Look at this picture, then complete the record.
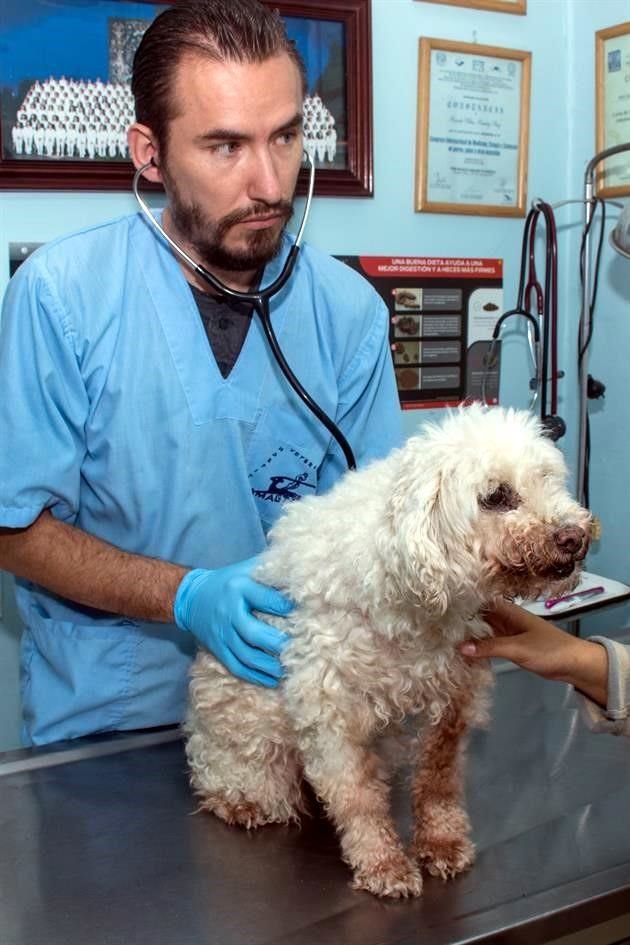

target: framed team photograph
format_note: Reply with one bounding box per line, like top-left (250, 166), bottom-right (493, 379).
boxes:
top-left (415, 37), bottom-right (531, 217)
top-left (264, 0), bottom-right (373, 196)
top-left (0, 0), bottom-right (373, 196)
top-left (0, 0), bottom-right (167, 190)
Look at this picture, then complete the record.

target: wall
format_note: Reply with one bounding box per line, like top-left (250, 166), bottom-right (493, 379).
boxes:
top-left (565, 0), bottom-right (630, 637)
top-left (0, 0), bottom-right (627, 747)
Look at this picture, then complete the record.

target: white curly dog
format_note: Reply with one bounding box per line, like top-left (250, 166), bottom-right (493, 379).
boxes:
top-left (185, 406), bottom-right (590, 898)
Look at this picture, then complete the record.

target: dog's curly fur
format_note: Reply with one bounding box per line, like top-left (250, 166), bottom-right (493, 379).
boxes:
top-left (185, 406), bottom-right (590, 898)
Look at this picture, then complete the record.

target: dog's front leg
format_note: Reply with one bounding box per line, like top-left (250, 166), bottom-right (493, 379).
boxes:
top-left (299, 728), bottom-right (423, 898)
top-left (409, 686), bottom-right (477, 880)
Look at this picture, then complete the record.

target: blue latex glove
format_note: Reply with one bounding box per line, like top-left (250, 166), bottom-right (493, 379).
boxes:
top-left (174, 556), bottom-right (293, 687)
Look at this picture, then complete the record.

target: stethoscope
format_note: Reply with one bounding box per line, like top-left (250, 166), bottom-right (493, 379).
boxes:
top-left (483, 199), bottom-right (565, 441)
top-left (132, 151), bottom-right (357, 470)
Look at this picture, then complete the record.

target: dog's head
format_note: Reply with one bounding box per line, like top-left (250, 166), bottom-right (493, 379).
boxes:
top-left (382, 405), bottom-right (590, 615)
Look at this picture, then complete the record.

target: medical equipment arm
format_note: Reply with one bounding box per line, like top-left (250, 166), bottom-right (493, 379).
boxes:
top-left (173, 559), bottom-right (292, 687)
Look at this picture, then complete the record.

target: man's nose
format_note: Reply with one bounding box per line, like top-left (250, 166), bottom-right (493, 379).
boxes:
top-left (249, 149), bottom-right (283, 204)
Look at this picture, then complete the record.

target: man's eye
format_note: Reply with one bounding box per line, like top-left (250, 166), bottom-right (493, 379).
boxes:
top-left (210, 142), bottom-right (240, 156)
top-left (278, 130), bottom-right (299, 145)
top-left (478, 483), bottom-right (520, 512)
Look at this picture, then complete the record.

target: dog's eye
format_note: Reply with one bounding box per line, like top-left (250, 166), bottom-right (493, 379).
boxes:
top-left (478, 483), bottom-right (520, 512)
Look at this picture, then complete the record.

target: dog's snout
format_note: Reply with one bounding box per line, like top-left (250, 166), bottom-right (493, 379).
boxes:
top-left (554, 525), bottom-right (587, 555)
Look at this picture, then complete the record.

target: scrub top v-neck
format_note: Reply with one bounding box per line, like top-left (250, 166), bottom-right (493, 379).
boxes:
top-left (188, 283), bottom-right (254, 379)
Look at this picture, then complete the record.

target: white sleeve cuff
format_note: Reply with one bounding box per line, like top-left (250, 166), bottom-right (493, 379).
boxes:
top-left (588, 636), bottom-right (630, 720)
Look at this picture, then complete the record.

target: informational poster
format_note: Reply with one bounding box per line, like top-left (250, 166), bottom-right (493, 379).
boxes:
top-left (336, 256), bottom-right (503, 409)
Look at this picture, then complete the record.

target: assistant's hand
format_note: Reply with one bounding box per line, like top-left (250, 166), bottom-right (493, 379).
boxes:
top-left (174, 556), bottom-right (293, 688)
top-left (459, 600), bottom-right (577, 678)
top-left (459, 599), bottom-right (609, 706)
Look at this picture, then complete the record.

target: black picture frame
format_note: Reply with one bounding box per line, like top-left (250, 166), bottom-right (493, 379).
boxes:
top-left (0, 0), bottom-right (373, 196)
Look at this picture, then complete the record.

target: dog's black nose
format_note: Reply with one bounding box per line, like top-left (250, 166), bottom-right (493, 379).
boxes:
top-left (554, 525), bottom-right (587, 555)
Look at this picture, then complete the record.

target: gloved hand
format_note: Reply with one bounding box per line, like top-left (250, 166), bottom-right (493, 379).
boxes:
top-left (174, 556), bottom-right (293, 687)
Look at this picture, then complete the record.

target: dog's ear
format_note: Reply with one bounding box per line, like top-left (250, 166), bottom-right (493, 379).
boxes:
top-left (378, 438), bottom-right (475, 616)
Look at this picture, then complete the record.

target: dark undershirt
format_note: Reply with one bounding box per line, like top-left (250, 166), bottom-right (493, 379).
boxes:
top-left (189, 283), bottom-right (254, 378)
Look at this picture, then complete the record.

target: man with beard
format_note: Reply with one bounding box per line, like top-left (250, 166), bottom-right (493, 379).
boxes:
top-left (0, 0), bottom-right (401, 746)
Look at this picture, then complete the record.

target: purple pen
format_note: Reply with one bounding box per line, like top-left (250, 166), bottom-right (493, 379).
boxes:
top-left (545, 585), bottom-right (605, 609)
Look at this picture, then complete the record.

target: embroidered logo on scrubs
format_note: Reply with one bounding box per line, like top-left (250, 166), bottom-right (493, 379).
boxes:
top-left (250, 446), bottom-right (316, 505)
top-left (254, 471), bottom-right (315, 503)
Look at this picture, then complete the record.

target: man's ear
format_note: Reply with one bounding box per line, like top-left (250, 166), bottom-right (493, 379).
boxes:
top-left (127, 123), bottom-right (163, 184)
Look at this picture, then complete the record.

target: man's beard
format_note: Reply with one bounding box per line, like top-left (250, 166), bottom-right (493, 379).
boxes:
top-left (164, 170), bottom-right (294, 273)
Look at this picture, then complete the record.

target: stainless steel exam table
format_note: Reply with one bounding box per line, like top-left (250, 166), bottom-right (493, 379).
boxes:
top-left (1, 667), bottom-right (630, 945)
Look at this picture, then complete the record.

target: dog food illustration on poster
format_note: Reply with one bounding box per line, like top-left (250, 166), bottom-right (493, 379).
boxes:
top-left (337, 256), bottom-right (503, 409)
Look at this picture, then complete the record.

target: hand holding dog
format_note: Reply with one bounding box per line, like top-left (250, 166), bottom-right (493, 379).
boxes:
top-left (174, 557), bottom-right (293, 688)
top-left (460, 600), bottom-right (608, 707)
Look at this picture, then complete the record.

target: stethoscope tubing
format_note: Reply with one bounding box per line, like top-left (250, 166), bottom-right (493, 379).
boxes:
top-left (484, 208), bottom-right (542, 409)
top-left (132, 152), bottom-right (357, 471)
top-left (487, 201), bottom-right (560, 427)
top-left (132, 153), bottom-right (315, 302)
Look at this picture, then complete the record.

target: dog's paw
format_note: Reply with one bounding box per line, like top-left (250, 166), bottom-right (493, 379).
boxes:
top-left (412, 802), bottom-right (475, 879)
top-left (412, 834), bottom-right (475, 879)
top-left (352, 854), bottom-right (424, 898)
top-left (198, 795), bottom-right (297, 829)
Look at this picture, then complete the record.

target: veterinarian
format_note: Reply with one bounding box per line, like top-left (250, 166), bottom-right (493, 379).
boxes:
top-left (0, 0), bottom-right (402, 746)
top-left (461, 601), bottom-right (630, 736)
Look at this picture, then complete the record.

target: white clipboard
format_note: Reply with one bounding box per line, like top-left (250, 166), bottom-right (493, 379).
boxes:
top-left (521, 570), bottom-right (630, 619)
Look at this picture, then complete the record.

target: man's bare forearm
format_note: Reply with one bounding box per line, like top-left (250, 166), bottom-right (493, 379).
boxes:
top-left (0, 510), bottom-right (188, 623)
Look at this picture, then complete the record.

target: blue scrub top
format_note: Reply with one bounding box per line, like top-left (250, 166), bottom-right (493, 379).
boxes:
top-left (0, 212), bottom-right (403, 746)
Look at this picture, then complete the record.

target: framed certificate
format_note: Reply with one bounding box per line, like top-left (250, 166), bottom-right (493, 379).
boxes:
top-left (595, 22), bottom-right (630, 197)
top-left (416, 0), bottom-right (526, 13)
top-left (415, 38), bottom-right (532, 217)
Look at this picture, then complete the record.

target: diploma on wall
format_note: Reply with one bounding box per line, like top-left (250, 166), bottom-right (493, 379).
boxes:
top-left (596, 22), bottom-right (630, 197)
top-left (415, 39), bottom-right (531, 217)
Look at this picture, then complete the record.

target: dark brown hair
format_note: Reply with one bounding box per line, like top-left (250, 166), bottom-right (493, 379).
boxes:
top-left (132, 0), bottom-right (307, 151)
